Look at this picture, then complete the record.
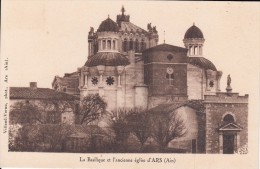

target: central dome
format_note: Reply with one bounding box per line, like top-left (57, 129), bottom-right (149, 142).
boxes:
top-left (184, 24), bottom-right (204, 39)
top-left (97, 17), bottom-right (119, 32)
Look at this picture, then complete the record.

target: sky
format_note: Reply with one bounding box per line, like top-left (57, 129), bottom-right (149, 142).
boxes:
top-left (2, 1), bottom-right (260, 96)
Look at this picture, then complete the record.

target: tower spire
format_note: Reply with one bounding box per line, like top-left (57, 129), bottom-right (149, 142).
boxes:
top-left (121, 5), bottom-right (125, 16)
top-left (163, 30), bottom-right (165, 44)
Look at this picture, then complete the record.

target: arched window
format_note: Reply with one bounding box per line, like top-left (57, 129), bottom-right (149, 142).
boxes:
top-left (123, 38), bottom-right (128, 52)
top-left (135, 39), bottom-right (139, 52)
top-left (141, 39), bottom-right (146, 51)
top-left (112, 40), bottom-right (116, 50)
top-left (129, 39), bottom-right (134, 50)
top-left (102, 40), bottom-right (106, 50)
top-left (223, 114), bottom-right (235, 123)
top-left (107, 40), bottom-right (111, 50)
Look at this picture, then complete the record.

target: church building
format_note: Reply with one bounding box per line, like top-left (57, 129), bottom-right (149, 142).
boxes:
top-left (52, 7), bottom-right (248, 154)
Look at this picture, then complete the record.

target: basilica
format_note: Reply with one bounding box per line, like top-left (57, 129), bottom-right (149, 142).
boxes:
top-left (51, 7), bottom-right (248, 154)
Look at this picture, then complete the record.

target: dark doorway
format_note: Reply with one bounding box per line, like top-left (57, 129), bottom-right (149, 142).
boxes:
top-left (223, 134), bottom-right (235, 154)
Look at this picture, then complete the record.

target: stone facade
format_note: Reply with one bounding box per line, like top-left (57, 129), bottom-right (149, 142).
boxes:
top-left (204, 93), bottom-right (248, 153)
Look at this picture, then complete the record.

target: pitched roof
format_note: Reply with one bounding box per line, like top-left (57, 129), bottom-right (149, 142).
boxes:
top-left (188, 57), bottom-right (217, 71)
top-left (10, 87), bottom-right (78, 100)
top-left (149, 100), bottom-right (205, 113)
top-left (143, 44), bottom-right (188, 53)
top-left (85, 52), bottom-right (130, 67)
top-left (119, 21), bottom-right (147, 34)
top-left (54, 76), bottom-right (79, 89)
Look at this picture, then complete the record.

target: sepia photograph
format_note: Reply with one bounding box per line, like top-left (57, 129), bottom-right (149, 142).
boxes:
top-left (1, 1), bottom-right (259, 168)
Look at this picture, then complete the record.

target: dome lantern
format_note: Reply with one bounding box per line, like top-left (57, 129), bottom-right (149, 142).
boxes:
top-left (183, 23), bottom-right (205, 57)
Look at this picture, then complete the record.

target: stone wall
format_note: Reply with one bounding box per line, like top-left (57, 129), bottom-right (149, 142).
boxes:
top-left (187, 64), bottom-right (204, 99)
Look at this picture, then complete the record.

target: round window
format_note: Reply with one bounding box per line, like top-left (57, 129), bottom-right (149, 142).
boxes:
top-left (106, 76), bottom-right (114, 85)
top-left (209, 80), bottom-right (214, 87)
top-left (91, 76), bottom-right (98, 85)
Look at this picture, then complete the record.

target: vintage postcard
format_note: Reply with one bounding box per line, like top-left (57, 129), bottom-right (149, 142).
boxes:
top-left (0, 1), bottom-right (259, 168)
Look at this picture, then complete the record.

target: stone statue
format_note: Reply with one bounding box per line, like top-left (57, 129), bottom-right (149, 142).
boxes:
top-left (152, 26), bottom-right (157, 33)
top-left (227, 74), bottom-right (231, 86)
top-left (147, 23), bottom-right (152, 32)
top-left (88, 27), bottom-right (94, 35)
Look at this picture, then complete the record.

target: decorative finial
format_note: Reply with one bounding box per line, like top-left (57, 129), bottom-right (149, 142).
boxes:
top-left (108, 14), bottom-right (110, 18)
top-left (163, 30), bottom-right (165, 44)
top-left (121, 5), bottom-right (125, 15)
top-left (193, 22), bottom-right (195, 26)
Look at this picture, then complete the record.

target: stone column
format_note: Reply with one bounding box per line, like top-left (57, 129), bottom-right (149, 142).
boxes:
top-left (236, 133), bottom-right (240, 152)
top-left (83, 72), bottom-right (89, 88)
top-left (117, 66), bottom-right (124, 87)
top-left (219, 132), bottom-right (223, 154)
top-left (97, 65), bottom-right (105, 97)
top-left (216, 71), bottom-right (223, 91)
top-left (116, 66), bottom-right (125, 114)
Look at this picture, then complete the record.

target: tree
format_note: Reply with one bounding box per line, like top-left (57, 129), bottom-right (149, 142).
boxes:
top-left (126, 109), bottom-right (151, 151)
top-left (108, 109), bottom-right (133, 152)
top-left (78, 94), bottom-right (107, 125)
top-left (37, 124), bottom-right (72, 152)
top-left (10, 101), bottom-right (42, 125)
top-left (10, 100), bottom-right (75, 125)
top-left (149, 111), bottom-right (187, 152)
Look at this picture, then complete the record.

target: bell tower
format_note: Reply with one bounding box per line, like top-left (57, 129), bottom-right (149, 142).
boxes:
top-left (183, 23), bottom-right (205, 57)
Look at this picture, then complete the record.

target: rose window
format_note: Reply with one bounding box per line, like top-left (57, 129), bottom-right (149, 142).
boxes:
top-left (91, 76), bottom-right (98, 85)
top-left (106, 76), bottom-right (114, 86)
top-left (209, 80), bottom-right (214, 87)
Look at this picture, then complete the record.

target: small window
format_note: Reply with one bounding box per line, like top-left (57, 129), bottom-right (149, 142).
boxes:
top-left (209, 80), bottom-right (214, 87)
top-left (223, 114), bottom-right (235, 123)
top-left (123, 38), bottom-right (128, 52)
top-left (107, 40), bottom-right (111, 49)
top-left (102, 40), bottom-right (106, 50)
top-left (63, 87), bottom-right (66, 92)
top-left (106, 76), bottom-right (114, 86)
top-left (141, 39), bottom-right (146, 51)
top-left (91, 76), bottom-right (98, 85)
top-left (167, 54), bottom-right (173, 61)
top-left (135, 39), bottom-right (139, 52)
top-left (129, 39), bottom-right (134, 50)
top-left (166, 73), bottom-right (174, 85)
top-left (112, 40), bottom-right (116, 50)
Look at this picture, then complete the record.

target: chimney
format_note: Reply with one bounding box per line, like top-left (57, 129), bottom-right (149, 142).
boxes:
top-left (30, 82), bottom-right (37, 89)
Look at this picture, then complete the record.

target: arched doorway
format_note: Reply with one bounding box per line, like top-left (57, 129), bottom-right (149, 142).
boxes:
top-left (218, 114), bottom-right (242, 154)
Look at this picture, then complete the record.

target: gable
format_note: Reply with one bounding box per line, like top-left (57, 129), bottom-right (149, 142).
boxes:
top-left (218, 123), bottom-right (243, 131)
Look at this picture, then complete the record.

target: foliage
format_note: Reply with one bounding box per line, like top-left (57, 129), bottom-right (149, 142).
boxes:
top-left (10, 102), bottom-right (42, 124)
top-left (149, 111), bottom-right (187, 151)
top-left (109, 109), bottom-right (133, 152)
top-left (78, 94), bottom-right (107, 125)
top-left (9, 124), bottom-right (72, 152)
top-left (9, 100), bottom-right (75, 125)
top-left (126, 109), bottom-right (151, 150)
top-left (9, 124), bottom-right (22, 151)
